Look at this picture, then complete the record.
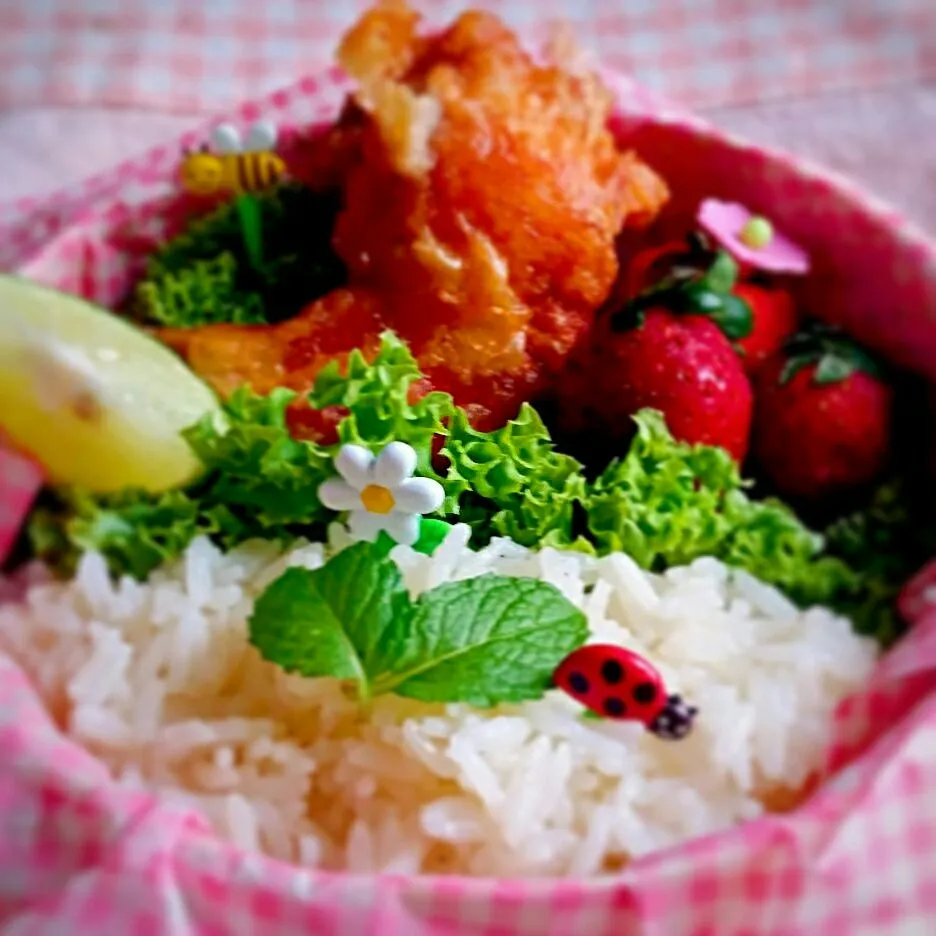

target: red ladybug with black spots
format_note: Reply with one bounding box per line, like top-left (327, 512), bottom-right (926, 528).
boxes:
top-left (553, 644), bottom-right (698, 740)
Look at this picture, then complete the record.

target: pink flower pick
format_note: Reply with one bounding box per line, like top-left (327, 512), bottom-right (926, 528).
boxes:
top-left (697, 199), bottom-right (810, 275)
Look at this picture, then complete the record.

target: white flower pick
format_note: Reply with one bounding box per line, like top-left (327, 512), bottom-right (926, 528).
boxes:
top-left (318, 441), bottom-right (444, 546)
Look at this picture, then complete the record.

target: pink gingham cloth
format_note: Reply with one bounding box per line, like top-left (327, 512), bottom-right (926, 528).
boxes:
top-left (4, 67), bottom-right (936, 935)
top-left (0, 445), bottom-right (43, 566)
top-left (1, 0), bottom-right (935, 114)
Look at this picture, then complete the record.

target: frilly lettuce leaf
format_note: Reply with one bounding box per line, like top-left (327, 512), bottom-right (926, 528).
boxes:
top-left (133, 183), bottom-right (345, 327)
top-left (820, 479), bottom-right (931, 643)
top-left (28, 489), bottom-right (242, 581)
top-left (134, 253), bottom-right (267, 327)
top-left (586, 410), bottom-right (858, 609)
top-left (443, 404), bottom-right (589, 549)
top-left (28, 335), bottom-right (450, 578)
top-left (183, 386), bottom-right (334, 532)
top-left (24, 331), bottom-right (912, 646)
top-left (309, 334), bottom-right (455, 486)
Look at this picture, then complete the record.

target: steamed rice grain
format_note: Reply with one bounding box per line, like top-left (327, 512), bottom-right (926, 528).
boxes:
top-left (0, 528), bottom-right (878, 877)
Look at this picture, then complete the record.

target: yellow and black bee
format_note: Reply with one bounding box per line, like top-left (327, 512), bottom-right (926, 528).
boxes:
top-left (179, 120), bottom-right (286, 197)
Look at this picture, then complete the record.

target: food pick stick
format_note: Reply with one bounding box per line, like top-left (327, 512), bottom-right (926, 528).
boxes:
top-left (235, 193), bottom-right (264, 271)
top-left (178, 119), bottom-right (286, 273)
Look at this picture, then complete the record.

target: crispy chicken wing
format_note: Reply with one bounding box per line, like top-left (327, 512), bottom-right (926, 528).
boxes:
top-left (158, 1), bottom-right (669, 433)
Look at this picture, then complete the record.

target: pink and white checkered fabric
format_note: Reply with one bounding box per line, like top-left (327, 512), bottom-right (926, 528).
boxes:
top-left (0, 446), bottom-right (43, 567)
top-left (0, 0), bottom-right (934, 114)
top-left (3, 67), bottom-right (936, 935)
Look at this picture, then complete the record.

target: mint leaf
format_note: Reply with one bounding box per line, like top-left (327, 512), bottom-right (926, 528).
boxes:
top-left (372, 575), bottom-right (588, 706)
top-left (247, 542), bottom-right (413, 701)
top-left (250, 547), bottom-right (588, 708)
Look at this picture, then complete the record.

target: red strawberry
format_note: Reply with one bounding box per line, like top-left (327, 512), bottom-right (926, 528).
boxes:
top-left (564, 305), bottom-right (753, 462)
top-left (621, 237), bottom-right (800, 378)
top-left (752, 324), bottom-right (893, 500)
top-left (622, 239), bottom-right (695, 302)
top-left (732, 282), bottom-right (799, 376)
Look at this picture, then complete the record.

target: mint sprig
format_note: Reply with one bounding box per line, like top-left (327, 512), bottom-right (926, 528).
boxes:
top-left (249, 542), bottom-right (413, 702)
top-left (248, 541), bottom-right (588, 706)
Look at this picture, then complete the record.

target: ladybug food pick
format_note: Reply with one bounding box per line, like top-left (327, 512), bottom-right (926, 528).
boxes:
top-left (554, 645), bottom-right (698, 740)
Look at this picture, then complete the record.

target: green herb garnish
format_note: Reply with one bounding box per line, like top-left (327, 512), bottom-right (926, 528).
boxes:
top-left (134, 253), bottom-right (267, 327)
top-left (585, 410), bottom-right (858, 610)
top-left (27, 488), bottom-right (238, 581)
top-left (820, 478), bottom-right (932, 643)
top-left (443, 405), bottom-right (589, 550)
top-left (27, 331), bottom-right (917, 645)
top-left (309, 336), bottom-right (454, 487)
top-left (132, 183), bottom-right (346, 327)
top-left (248, 541), bottom-right (588, 706)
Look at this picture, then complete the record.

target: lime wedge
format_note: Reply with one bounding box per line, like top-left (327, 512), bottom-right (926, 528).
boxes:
top-left (0, 274), bottom-right (220, 493)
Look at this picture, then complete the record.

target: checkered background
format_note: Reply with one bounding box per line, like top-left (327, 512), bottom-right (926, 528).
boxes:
top-left (0, 0), bottom-right (933, 114)
top-left (3, 64), bottom-right (936, 933)
top-left (2, 4), bottom-right (936, 934)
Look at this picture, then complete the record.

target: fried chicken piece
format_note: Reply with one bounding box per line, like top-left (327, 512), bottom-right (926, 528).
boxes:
top-left (158, 1), bottom-right (669, 433)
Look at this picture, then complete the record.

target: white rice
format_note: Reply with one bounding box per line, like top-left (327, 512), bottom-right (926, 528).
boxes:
top-left (0, 525), bottom-right (878, 877)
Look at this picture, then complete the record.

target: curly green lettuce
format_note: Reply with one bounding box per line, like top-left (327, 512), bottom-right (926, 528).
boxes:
top-left (585, 410), bottom-right (858, 606)
top-left (26, 333), bottom-right (919, 645)
top-left (135, 253), bottom-right (266, 327)
top-left (24, 337), bottom-right (411, 576)
top-left (443, 405), bottom-right (590, 550)
top-left (27, 489), bottom-right (241, 581)
top-left (132, 183), bottom-right (346, 327)
top-left (309, 340), bottom-right (455, 486)
top-left (819, 479), bottom-right (933, 643)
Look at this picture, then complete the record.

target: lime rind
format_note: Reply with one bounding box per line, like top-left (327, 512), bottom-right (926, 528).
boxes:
top-left (0, 274), bottom-right (220, 493)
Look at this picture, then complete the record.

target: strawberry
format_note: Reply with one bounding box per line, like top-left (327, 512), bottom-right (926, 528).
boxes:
top-left (732, 281), bottom-right (799, 376)
top-left (562, 304), bottom-right (753, 463)
top-left (623, 235), bottom-right (800, 375)
top-left (621, 239), bottom-right (695, 302)
top-left (752, 323), bottom-right (893, 501)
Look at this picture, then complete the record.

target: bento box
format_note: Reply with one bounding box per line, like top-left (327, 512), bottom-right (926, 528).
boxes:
top-left (2, 6), bottom-right (936, 934)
